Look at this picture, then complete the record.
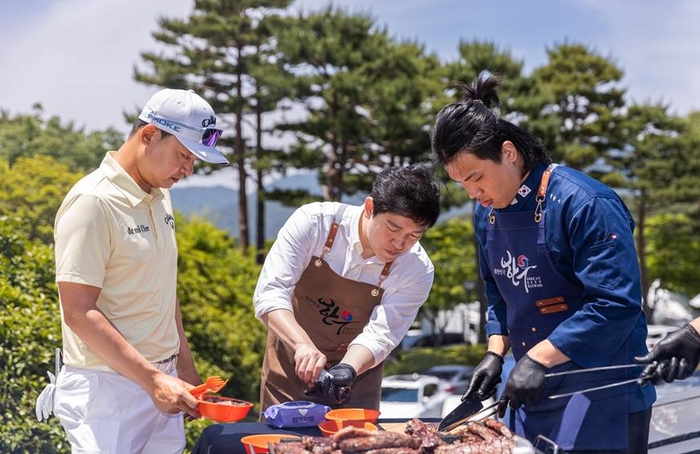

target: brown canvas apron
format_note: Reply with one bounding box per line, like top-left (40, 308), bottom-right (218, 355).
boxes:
top-left (260, 205), bottom-right (392, 413)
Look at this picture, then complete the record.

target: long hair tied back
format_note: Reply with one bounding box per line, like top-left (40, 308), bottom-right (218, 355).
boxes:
top-left (431, 72), bottom-right (550, 172)
top-left (457, 74), bottom-right (502, 109)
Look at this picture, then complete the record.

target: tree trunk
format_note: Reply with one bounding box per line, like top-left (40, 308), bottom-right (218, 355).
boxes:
top-left (636, 193), bottom-right (652, 319)
top-left (235, 44), bottom-right (249, 250)
top-left (255, 94), bottom-right (265, 264)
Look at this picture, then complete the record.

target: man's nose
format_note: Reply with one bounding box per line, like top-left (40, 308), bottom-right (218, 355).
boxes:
top-left (465, 185), bottom-right (480, 199)
top-left (183, 160), bottom-right (195, 176)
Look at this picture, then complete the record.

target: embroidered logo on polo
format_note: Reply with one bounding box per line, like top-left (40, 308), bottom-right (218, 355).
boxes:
top-left (493, 251), bottom-right (543, 294)
top-left (126, 224), bottom-right (150, 235)
top-left (164, 213), bottom-right (175, 230)
top-left (315, 297), bottom-right (358, 335)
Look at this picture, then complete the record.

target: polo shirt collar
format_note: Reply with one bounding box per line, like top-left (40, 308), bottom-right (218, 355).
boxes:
top-left (101, 151), bottom-right (166, 206)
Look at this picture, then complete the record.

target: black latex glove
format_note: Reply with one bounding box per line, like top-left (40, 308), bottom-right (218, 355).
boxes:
top-left (496, 354), bottom-right (548, 418)
top-left (304, 363), bottom-right (357, 405)
top-left (635, 323), bottom-right (700, 385)
top-left (462, 351), bottom-right (503, 402)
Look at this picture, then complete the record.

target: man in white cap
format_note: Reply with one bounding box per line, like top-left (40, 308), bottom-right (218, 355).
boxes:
top-left (37, 88), bottom-right (229, 453)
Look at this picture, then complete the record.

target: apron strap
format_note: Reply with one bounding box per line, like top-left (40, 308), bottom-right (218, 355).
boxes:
top-left (315, 204), bottom-right (349, 267)
top-left (371, 261), bottom-right (393, 297)
top-left (534, 163), bottom-right (558, 222)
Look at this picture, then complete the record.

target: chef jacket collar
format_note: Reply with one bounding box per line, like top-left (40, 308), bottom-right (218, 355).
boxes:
top-left (502, 162), bottom-right (548, 211)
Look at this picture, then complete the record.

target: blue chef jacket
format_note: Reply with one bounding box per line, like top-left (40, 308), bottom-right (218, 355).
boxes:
top-left (474, 163), bottom-right (656, 450)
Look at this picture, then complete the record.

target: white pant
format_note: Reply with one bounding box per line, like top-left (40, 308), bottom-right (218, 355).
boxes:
top-left (53, 358), bottom-right (185, 454)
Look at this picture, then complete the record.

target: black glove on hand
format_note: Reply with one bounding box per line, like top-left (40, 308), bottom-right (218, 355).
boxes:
top-left (635, 323), bottom-right (700, 385)
top-left (305, 363), bottom-right (357, 405)
top-left (462, 351), bottom-right (504, 402)
top-left (496, 354), bottom-right (548, 418)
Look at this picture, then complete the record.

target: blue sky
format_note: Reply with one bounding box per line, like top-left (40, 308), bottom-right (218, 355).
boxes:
top-left (1, 0), bottom-right (699, 184)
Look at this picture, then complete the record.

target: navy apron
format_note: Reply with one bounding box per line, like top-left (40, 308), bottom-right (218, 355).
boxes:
top-left (486, 165), bottom-right (631, 450)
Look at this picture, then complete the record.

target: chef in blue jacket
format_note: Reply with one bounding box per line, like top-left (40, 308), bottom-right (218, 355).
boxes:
top-left (431, 74), bottom-right (656, 453)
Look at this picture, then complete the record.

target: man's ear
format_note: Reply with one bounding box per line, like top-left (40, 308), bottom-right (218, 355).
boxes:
top-left (501, 140), bottom-right (518, 163)
top-left (141, 125), bottom-right (159, 145)
top-left (363, 197), bottom-right (374, 219)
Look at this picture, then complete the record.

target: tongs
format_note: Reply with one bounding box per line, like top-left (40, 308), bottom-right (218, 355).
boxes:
top-left (438, 394), bottom-right (500, 432)
top-left (545, 363), bottom-right (653, 399)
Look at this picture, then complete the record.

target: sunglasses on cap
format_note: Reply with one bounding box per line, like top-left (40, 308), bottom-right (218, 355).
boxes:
top-left (147, 114), bottom-right (223, 147)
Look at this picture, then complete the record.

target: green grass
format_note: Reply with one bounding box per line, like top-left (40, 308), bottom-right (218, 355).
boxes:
top-left (383, 343), bottom-right (487, 375)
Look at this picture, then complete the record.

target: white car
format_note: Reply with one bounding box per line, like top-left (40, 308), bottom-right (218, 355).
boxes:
top-left (379, 373), bottom-right (451, 419)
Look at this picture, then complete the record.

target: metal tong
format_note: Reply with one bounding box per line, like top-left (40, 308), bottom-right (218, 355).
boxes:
top-left (545, 363), bottom-right (654, 399)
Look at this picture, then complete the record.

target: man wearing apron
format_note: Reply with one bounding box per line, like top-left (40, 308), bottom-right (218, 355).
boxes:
top-left (431, 75), bottom-right (655, 452)
top-left (253, 164), bottom-right (441, 412)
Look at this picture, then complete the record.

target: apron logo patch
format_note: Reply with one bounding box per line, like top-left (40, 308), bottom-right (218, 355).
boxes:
top-left (493, 251), bottom-right (542, 293)
top-left (316, 298), bottom-right (358, 335)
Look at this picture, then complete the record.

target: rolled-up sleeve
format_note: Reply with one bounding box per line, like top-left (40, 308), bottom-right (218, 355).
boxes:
top-left (350, 253), bottom-right (434, 367)
top-left (253, 206), bottom-right (317, 319)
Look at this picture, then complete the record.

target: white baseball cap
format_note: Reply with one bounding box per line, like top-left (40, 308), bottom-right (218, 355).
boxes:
top-left (138, 88), bottom-right (229, 165)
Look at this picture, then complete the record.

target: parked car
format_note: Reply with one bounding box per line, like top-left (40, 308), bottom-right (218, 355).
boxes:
top-left (379, 373), bottom-right (451, 419)
top-left (421, 364), bottom-right (474, 395)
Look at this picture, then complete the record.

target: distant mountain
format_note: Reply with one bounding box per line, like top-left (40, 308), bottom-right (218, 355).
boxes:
top-left (171, 171), bottom-right (471, 242)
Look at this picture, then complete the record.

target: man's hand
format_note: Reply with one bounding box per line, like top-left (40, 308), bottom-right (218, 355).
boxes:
top-left (327, 363), bottom-right (357, 403)
top-left (294, 343), bottom-right (327, 385)
top-left (305, 363), bottom-right (357, 405)
top-left (496, 354), bottom-right (547, 418)
top-left (635, 324), bottom-right (700, 385)
top-left (462, 351), bottom-right (503, 402)
top-left (149, 372), bottom-right (200, 419)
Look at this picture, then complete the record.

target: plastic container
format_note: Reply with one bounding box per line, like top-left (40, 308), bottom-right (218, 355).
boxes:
top-left (263, 401), bottom-right (330, 428)
top-left (240, 434), bottom-right (301, 454)
top-left (324, 408), bottom-right (381, 424)
top-left (317, 420), bottom-right (379, 437)
top-left (197, 395), bottom-right (253, 423)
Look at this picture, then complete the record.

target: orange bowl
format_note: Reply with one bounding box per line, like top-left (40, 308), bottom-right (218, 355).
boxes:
top-left (318, 420), bottom-right (378, 437)
top-left (240, 434), bottom-right (301, 454)
top-left (324, 408), bottom-right (380, 424)
top-left (197, 396), bottom-right (253, 423)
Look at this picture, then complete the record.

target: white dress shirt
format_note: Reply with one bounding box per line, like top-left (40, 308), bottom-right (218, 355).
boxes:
top-left (253, 202), bottom-right (434, 367)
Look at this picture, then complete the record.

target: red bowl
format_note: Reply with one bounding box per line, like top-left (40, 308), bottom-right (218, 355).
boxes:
top-left (324, 408), bottom-right (381, 424)
top-left (197, 396), bottom-right (253, 423)
top-left (240, 434), bottom-right (301, 454)
top-left (318, 420), bottom-right (378, 437)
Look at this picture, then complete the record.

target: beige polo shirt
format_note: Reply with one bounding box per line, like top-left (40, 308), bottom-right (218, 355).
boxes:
top-left (54, 151), bottom-right (179, 369)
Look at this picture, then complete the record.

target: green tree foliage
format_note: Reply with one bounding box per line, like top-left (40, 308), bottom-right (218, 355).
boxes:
top-left (277, 8), bottom-right (441, 201)
top-left (526, 43), bottom-right (626, 169)
top-left (644, 212), bottom-right (700, 297)
top-left (606, 103), bottom-right (688, 309)
top-left (0, 109), bottom-right (122, 173)
top-left (0, 217), bottom-right (67, 453)
top-left (420, 217), bottom-right (478, 335)
top-left (136, 0), bottom-right (292, 250)
top-left (443, 39), bottom-right (530, 117)
top-left (0, 156), bottom-right (83, 243)
top-left (174, 214), bottom-right (266, 415)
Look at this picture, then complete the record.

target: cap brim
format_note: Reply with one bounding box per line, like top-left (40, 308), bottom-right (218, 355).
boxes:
top-left (177, 137), bottom-right (229, 165)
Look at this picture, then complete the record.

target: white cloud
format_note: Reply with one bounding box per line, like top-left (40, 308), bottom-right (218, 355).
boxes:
top-left (1, 0), bottom-right (699, 141)
top-left (0, 0), bottom-right (192, 132)
top-left (574, 0), bottom-right (700, 114)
